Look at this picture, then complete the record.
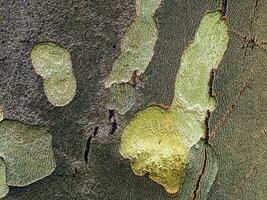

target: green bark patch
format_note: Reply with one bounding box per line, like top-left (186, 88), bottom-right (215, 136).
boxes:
top-left (30, 42), bottom-right (77, 107)
top-left (120, 106), bottom-right (188, 194)
top-left (120, 11), bottom-right (229, 194)
top-left (105, 0), bottom-right (162, 87)
top-left (105, 0), bottom-right (162, 114)
top-left (106, 83), bottom-right (135, 114)
top-left (0, 120), bottom-right (56, 197)
top-left (178, 141), bottom-right (218, 200)
top-left (0, 159), bottom-right (8, 199)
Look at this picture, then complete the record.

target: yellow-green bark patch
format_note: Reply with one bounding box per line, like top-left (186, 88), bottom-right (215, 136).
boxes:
top-left (120, 106), bottom-right (188, 194)
top-left (31, 42), bottom-right (77, 106)
top-left (120, 11), bottom-right (229, 194)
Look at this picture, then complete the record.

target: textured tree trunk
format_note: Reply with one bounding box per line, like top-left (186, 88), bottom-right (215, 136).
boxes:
top-left (0, 0), bottom-right (266, 200)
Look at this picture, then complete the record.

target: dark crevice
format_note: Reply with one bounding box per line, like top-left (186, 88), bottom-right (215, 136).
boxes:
top-left (192, 148), bottom-right (208, 200)
top-left (130, 69), bottom-right (141, 87)
top-left (208, 69), bottom-right (216, 97)
top-left (204, 110), bottom-right (211, 144)
top-left (221, 0), bottom-right (228, 17)
top-left (84, 126), bottom-right (99, 163)
top-left (93, 126), bottom-right (99, 137)
top-left (108, 109), bottom-right (117, 134)
top-left (109, 119), bottom-right (117, 135)
top-left (108, 109), bottom-right (115, 122)
top-left (84, 135), bottom-right (92, 163)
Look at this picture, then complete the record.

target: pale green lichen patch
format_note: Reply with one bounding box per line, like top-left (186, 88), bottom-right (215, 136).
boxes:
top-left (120, 11), bottom-right (229, 194)
top-left (0, 120), bottom-right (56, 187)
top-left (105, 0), bottom-right (161, 114)
top-left (31, 42), bottom-right (76, 106)
top-left (105, 0), bottom-right (162, 87)
top-left (0, 159), bottom-right (8, 199)
top-left (173, 11), bottom-right (229, 116)
top-left (106, 83), bottom-right (135, 114)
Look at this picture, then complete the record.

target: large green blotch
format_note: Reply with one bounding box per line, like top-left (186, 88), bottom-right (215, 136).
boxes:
top-left (120, 11), bottom-right (229, 194)
top-left (105, 0), bottom-right (161, 87)
top-left (105, 0), bottom-right (161, 114)
top-left (31, 42), bottom-right (77, 106)
top-left (120, 106), bottom-right (188, 194)
top-left (0, 120), bottom-right (56, 187)
top-left (173, 11), bottom-right (229, 115)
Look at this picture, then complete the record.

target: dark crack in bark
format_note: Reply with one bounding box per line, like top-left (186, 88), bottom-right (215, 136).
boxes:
top-left (84, 126), bottom-right (99, 163)
top-left (109, 119), bottom-right (117, 135)
top-left (221, 0), bottom-right (228, 17)
top-left (204, 110), bottom-right (211, 144)
top-left (192, 147), bottom-right (208, 200)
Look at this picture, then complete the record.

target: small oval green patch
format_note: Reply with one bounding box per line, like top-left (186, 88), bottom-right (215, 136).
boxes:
top-left (31, 42), bottom-right (77, 106)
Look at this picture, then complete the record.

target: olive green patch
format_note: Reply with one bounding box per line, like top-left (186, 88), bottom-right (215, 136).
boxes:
top-left (178, 141), bottom-right (218, 200)
top-left (0, 159), bottom-right (8, 199)
top-left (0, 120), bottom-right (56, 190)
top-left (106, 83), bottom-right (135, 114)
top-left (120, 11), bottom-right (229, 194)
top-left (30, 42), bottom-right (77, 106)
top-left (105, 0), bottom-right (162, 87)
top-left (105, 0), bottom-right (161, 114)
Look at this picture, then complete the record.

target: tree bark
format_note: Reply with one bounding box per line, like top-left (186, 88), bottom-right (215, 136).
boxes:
top-left (0, 0), bottom-right (266, 200)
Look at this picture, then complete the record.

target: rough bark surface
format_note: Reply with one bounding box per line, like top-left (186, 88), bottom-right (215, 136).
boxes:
top-left (0, 0), bottom-right (266, 200)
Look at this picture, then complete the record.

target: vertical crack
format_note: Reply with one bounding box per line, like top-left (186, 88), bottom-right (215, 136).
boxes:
top-left (108, 109), bottom-right (115, 122)
top-left (109, 119), bottom-right (117, 135)
top-left (208, 69), bottom-right (216, 97)
top-left (84, 126), bottom-right (99, 163)
top-left (108, 109), bottom-right (118, 134)
top-left (204, 110), bottom-right (211, 144)
top-left (221, 0), bottom-right (228, 17)
top-left (192, 148), bottom-right (208, 200)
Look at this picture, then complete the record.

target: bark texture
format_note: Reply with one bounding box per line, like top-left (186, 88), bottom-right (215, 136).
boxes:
top-left (0, 0), bottom-right (266, 200)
